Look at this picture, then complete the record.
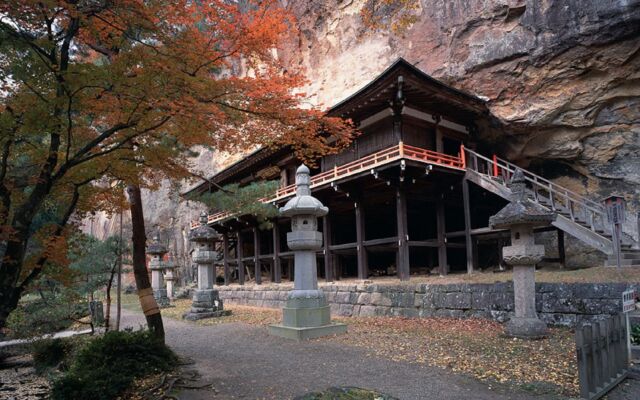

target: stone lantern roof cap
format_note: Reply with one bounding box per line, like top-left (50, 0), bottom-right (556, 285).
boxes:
top-left (489, 169), bottom-right (555, 229)
top-left (147, 233), bottom-right (168, 256)
top-left (279, 165), bottom-right (328, 217)
top-left (189, 211), bottom-right (219, 242)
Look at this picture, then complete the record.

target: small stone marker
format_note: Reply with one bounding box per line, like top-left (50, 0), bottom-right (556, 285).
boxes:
top-left (623, 289), bottom-right (636, 361)
top-left (184, 212), bottom-right (230, 320)
top-left (489, 169), bottom-right (556, 339)
top-left (147, 233), bottom-right (170, 307)
top-left (268, 165), bottom-right (347, 340)
top-left (88, 300), bottom-right (104, 325)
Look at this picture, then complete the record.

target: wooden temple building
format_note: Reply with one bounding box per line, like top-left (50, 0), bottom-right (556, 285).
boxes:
top-left (184, 58), bottom-right (638, 284)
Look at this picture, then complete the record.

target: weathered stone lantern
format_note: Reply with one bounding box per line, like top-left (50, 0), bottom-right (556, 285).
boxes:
top-left (489, 169), bottom-right (555, 339)
top-left (184, 212), bottom-right (229, 320)
top-left (268, 165), bottom-right (346, 340)
top-left (164, 253), bottom-right (178, 300)
top-left (147, 233), bottom-right (170, 308)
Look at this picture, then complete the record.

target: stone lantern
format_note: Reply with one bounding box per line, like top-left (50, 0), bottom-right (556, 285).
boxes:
top-left (489, 169), bottom-right (556, 339)
top-left (164, 253), bottom-right (178, 300)
top-left (147, 233), bottom-right (170, 308)
top-left (268, 165), bottom-right (346, 340)
top-left (184, 212), bottom-right (229, 320)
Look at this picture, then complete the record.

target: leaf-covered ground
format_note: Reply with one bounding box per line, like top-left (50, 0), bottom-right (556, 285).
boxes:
top-left (327, 316), bottom-right (577, 397)
top-left (150, 297), bottom-right (578, 397)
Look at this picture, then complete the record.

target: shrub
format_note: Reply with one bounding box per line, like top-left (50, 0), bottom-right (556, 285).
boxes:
top-left (32, 338), bottom-right (72, 373)
top-left (632, 323), bottom-right (640, 346)
top-left (51, 330), bottom-right (177, 400)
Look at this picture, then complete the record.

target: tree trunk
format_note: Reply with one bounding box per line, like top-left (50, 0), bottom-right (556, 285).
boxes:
top-left (115, 209), bottom-right (123, 331)
top-left (104, 261), bottom-right (117, 331)
top-left (127, 184), bottom-right (164, 342)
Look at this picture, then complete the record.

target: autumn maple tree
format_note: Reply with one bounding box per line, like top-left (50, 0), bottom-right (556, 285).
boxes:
top-left (0, 0), bottom-right (353, 333)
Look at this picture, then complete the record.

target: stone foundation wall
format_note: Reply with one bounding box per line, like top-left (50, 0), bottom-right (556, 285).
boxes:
top-left (217, 282), bottom-right (640, 327)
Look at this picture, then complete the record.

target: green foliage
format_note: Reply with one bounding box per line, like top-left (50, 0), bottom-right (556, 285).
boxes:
top-left (197, 180), bottom-right (279, 228)
top-left (631, 323), bottom-right (640, 345)
top-left (51, 330), bottom-right (177, 400)
top-left (6, 233), bottom-right (123, 338)
top-left (6, 295), bottom-right (88, 338)
top-left (31, 338), bottom-right (73, 373)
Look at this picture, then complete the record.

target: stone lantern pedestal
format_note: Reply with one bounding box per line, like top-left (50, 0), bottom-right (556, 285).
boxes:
top-left (268, 165), bottom-right (346, 340)
top-left (165, 255), bottom-right (177, 300)
top-left (184, 212), bottom-right (230, 321)
top-left (490, 169), bottom-right (556, 339)
top-left (148, 234), bottom-right (170, 308)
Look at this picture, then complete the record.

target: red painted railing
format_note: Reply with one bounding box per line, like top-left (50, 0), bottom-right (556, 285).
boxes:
top-left (191, 142), bottom-right (465, 228)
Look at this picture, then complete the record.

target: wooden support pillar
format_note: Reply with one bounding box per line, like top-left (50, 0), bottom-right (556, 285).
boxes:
top-left (436, 200), bottom-right (448, 275)
top-left (355, 201), bottom-right (368, 280)
top-left (396, 188), bottom-right (410, 281)
top-left (557, 229), bottom-right (566, 268)
top-left (253, 227), bottom-right (261, 285)
top-left (462, 178), bottom-right (475, 274)
top-left (272, 221), bottom-right (281, 283)
top-left (237, 231), bottom-right (245, 285)
top-left (222, 233), bottom-right (230, 285)
top-left (323, 215), bottom-right (333, 282)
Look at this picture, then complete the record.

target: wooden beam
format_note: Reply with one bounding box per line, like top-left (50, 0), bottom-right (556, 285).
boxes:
top-left (558, 229), bottom-right (566, 268)
top-left (436, 199), bottom-right (448, 275)
top-left (323, 215), bottom-right (333, 282)
top-left (273, 221), bottom-right (281, 283)
top-left (396, 188), bottom-right (410, 281)
top-left (462, 178), bottom-right (475, 274)
top-left (237, 231), bottom-right (245, 285)
top-left (223, 233), bottom-right (230, 286)
top-left (253, 227), bottom-right (261, 285)
top-left (355, 201), bottom-right (368, 280)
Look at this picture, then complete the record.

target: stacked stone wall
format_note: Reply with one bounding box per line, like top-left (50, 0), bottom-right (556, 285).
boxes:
top-left (218, 282), bottom-right (640, 327)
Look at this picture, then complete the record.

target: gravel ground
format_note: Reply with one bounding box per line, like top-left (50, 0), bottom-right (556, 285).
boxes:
top-left (120, 309), bottom-right (554, 400)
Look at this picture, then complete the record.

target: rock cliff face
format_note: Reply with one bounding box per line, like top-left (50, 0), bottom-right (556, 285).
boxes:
top-left (88, 0), bottom-right (640, 268)
top-left (286, 0), bottom-right (640, 201)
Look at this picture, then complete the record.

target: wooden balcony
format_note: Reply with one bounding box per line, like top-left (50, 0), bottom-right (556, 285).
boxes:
top-left (191, 142), bottom-right (465, 229)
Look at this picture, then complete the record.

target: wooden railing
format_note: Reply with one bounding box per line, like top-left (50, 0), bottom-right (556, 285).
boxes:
top-left (464, 147), bottom-right (639, 244)
top-left (576, 314), bottom-right (629, 400)
top-left (190, 142), bottom-right (464, 228)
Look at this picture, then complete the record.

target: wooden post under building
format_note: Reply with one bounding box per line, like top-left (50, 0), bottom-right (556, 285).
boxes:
top-left (222, 233), bottom-right (230, 285)
top-left (253, 227), bottom-right (261, 285)
top-left (396, 188), bottom-right (410, 281)
top-left (355, 201), bottom-right (367, 280)
top-left (462, 178), bottom-right (475, 274)
top-left (436, 199), bottom-right (447, 275)
top-left (323, 215), bottom-right (333, 282)
top-left (237, 231), bottom-right (245, 285)
top-left (272, 221), bottom-right (281, 283)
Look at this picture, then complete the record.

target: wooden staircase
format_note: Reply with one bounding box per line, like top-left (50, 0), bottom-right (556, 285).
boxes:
top-left (463, 148), bottom-right (640, 267)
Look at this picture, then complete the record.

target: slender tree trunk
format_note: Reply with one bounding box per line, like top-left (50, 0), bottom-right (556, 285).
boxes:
top-left (116, 209), bottom-right (123, 331)
top-left (127, 184), bottom-right (164, 342)
top-left (104, 261), bottom-right (117, 331)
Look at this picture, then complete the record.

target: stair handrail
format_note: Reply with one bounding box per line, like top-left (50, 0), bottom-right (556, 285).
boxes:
top-left (464, 147), bottom-right (604, 214)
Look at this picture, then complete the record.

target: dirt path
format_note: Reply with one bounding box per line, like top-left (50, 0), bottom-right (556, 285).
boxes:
top-left (119, 308), bottom-right (552, 400)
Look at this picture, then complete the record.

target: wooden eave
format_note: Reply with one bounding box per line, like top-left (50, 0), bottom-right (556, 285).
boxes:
top-left (181, 146), bottom-right (290, 198)
top-left (327, 58), bottom-right (488, 124)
